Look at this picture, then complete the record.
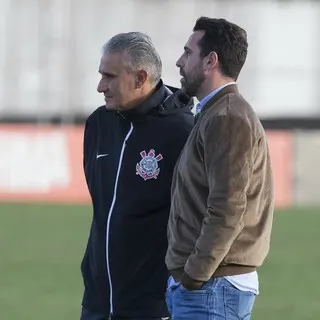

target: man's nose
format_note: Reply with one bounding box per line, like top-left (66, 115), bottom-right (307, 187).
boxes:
top-left (97, 79), bottom-right (105, 93)
top-left (176, 55), bottom-right (183, 68)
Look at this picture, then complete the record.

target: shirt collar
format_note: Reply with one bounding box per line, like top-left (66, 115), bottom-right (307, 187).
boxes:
top-left (196, 82), bottom-right (236, 114)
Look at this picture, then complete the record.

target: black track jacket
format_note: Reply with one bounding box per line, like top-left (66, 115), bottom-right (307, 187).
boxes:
top-left (81, 80), bottom-right (194, 318)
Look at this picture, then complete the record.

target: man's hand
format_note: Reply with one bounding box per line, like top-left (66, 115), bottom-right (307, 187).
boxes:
top-left (181, 272), bottom-right (204, 291)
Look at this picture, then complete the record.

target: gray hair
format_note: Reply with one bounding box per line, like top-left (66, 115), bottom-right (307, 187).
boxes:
top-left (102, 32), bottom-right (162, 87)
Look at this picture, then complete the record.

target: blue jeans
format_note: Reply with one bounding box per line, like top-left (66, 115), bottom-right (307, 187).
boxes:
top-left (166, 277), bottom-right (255, 320)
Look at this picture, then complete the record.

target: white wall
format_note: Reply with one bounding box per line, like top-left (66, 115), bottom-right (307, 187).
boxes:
top-left (0, 0), bottom-right (319, 118)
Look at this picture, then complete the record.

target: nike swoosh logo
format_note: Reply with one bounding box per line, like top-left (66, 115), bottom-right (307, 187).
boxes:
top-left (96, 153), bottom-right (109, 159)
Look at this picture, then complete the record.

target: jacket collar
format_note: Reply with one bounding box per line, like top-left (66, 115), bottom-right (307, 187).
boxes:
top-left (117, 80), bottom-right (166, 120)
top-left (201, 84), bottom-right (239, 113)
top-left (115, 80), bottom-right (193, 122)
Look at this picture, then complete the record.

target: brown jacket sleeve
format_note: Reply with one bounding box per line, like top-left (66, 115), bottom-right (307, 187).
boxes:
top-left (184, 115), bottom-right (255, 282)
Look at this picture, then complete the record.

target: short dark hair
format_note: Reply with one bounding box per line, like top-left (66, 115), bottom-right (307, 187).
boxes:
top-left (193, 17), bottom-right (248, 80)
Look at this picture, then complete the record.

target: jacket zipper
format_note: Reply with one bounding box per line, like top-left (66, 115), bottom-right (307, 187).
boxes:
top-left (105, 122), bottom-right (134, 316)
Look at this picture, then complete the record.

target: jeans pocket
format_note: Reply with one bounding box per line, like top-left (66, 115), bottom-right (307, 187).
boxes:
top-left (179, 284), bottom-right (208, 295)
top-left (172, 284), bottom-right (210, 319)
top-left (178, 284), bottom-right (209, 305)
top-left (223, 280), bottom-right (256, 320)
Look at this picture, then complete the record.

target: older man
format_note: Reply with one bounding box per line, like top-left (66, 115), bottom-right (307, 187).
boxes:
top-left (81, 32), bottom-right (194, 320)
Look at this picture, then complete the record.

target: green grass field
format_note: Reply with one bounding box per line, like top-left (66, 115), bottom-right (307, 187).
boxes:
top-left (0, 203), bottom-right (319, 320)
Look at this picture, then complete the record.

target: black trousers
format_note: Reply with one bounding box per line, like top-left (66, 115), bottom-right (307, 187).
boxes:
top-left (80, 308), bottom-right (105, 320)
top-left (80, 307), bottom-right (169, 320)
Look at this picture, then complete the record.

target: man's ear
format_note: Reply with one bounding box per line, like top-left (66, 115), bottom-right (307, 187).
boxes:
top-left (135, 70), bottom-right (148, 88)
top-left (205, 51), bottom-right (219, 70)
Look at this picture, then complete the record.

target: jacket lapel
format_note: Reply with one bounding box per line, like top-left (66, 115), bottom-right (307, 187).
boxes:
top-left (202, 84), bottom-right (239, 113)
top-left (194, 84), bottom-right (239, 124)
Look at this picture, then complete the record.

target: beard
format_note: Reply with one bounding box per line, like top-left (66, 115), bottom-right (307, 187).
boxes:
top-left (180, 69), bottom-right (205, 98)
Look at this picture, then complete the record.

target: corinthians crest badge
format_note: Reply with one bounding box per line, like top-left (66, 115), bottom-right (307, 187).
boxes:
top-left (136, 149), bottom-right (163, 181)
